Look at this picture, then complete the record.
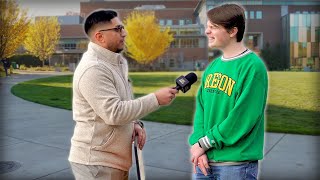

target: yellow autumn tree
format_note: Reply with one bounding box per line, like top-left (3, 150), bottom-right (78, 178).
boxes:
top-left (0, 0), bottom-right (30, 59)
top-left (123, 11), bottom-right (173, 65)
top-left (24, 17), bottom-right (60, 66)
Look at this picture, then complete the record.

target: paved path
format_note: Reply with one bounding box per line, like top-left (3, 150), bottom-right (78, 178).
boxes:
top-left (0, 74), bottom-right (319, 180)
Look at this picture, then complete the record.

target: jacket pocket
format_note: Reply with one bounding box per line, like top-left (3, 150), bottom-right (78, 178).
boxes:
top-left (91, 128), bottom-right (115, 151)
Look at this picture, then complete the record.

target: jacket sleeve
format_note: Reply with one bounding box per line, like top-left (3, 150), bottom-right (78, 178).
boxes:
top-left (78, 65), bottom-right (160, 125)
top-left (205, 66), bottom-right (268, 150)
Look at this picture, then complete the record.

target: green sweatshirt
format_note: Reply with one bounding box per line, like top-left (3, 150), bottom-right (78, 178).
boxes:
top-left (189, 50), bottom-right (268, 162)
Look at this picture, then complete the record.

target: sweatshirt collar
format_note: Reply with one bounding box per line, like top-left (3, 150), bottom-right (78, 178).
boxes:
top-left (221, 49), bottom-right (251, 61)
top-left (88, 42), bottom-right (123, 65)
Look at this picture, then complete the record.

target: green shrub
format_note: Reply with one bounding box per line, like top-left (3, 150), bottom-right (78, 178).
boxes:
top-left (8, 54), bottom-right (42, 67)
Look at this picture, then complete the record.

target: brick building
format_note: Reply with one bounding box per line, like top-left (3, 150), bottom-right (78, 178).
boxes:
top-left (52, 0), bottom-right (320, 71)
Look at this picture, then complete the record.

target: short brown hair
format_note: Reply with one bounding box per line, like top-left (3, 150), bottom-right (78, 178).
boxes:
top-left (207, 3), bottom-right (246, 42)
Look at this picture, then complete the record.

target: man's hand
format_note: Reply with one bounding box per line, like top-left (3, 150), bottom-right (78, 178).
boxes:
top-left (132, 123), bottom-right (146, 150)
top-left (193, 154), bottom-right (210, 176)
top-left (190, 142), bottom-right (205, 168)
top-left (154, 87), bottom-right (178, 106)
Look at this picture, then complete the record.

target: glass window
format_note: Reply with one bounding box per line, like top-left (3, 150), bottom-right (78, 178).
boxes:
top-left (302, 14), bottom-right (307, 26)
top-left (159, 19), bottom-right (165, 26)
top-left (256, 11), bottom-right (262, 19)
top-left (316, 27), bottom-right (320, 42)
top-left (307, 27), bottom-right (311, 42)
top-left (169, 59), bottom-right (175, 67)
top-left (170, 39), bottom-right (179, 48)
top-left (281, 5), bottom-right (288, 17)
top-left (311, 42), bottom-right (319, 57)
top-left (290, 27), bottom-right (299, 42)
top-left (179, 20), bottom-right (185, 26)
top-left (306, 14), bottom-right (311, 27)
top-left (186, 19), bottom-right (192, 25)
top-left (244, 11), bottom-right (248, 19)
top-left (250, 11), bottom-right (255, 19)
top-left (166, 19), bottom-right (173, 26)
top-left (179, 29), bottom-right (200, 35)
top-left (294, 15), bottom-right (299, 27)
top-left (298, 42), bottom-right (307, 57)
top-left (180, 38), bottom-right (199, 48)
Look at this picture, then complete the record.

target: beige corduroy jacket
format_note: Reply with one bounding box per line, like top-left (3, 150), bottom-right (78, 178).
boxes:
top-left (68, 42), bottom-right (159, 171)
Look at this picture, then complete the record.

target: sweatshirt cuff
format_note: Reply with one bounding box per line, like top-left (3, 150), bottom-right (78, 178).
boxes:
top-left (199, 136), bottom-right (214, 151)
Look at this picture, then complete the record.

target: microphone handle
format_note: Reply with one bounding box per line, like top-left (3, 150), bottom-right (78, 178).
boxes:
top-left (174, 85), bottom-right (181, 90)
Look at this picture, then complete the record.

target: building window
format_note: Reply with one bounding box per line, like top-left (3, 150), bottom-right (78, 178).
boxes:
top-left (166, 19), bottom-right (173, 26)
top-left (281, 5), bottom-right (288, 17)
top-left (180, 38), bottom-right (199, 48)
top-left (316, 27), bottom-right (320, 42)
top-left (307, 27), bottom-right (311, 42)
top-left (250, 11), bottom-right (255, 19)
top-left (179, 29), bottom-right (201, 35)
top-left (290, 27), bottom-right (299, 42)
top-left (159, 19), bottom-right (165, 26)
top-left (294, 14), bottom-right (299, 27)
top-left (244, 11), bottom-right (248, 19)
top-left (311, 42), bottom-right (319, 57)
top-left (245, 34), bottom-right (261, 52)
top-left (298, 42), bottom-right (307, 58)
top-left (179, 20), bottom-right (185, 26)
top-left (306, 15), bottom-right (311, 27)
top-left (256, 11), bottom-right (262, 19)
top-left (170, 39), bottom-right (179, 48)
top-left (169, 59), bottom-right (175, 67)
top-left (186, 19), bottom-right (192, 25)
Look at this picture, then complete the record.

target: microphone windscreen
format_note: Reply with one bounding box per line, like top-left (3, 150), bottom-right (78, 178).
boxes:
top-left (185, 72), bottom-right (197, 84)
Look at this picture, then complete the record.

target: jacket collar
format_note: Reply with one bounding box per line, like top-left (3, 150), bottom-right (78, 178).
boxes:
top-left (88, 42), bottom-right (123, 65)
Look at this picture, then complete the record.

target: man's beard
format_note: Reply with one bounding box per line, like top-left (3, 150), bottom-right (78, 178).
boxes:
top-left (116, 48), bottom-right (123, 53)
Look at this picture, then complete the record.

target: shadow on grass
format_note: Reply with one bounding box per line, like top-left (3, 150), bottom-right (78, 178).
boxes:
top-left (24, 75), bottom-right (73, 84)
top-left (11, 84), bottom-right (72, 110)
top-left (10, 85), bottom-right (320, 135)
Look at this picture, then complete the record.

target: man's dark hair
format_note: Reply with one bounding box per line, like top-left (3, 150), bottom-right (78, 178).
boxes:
top-left (84, 9), bottom-right (118, 35)
top-left (207, 3), bottom-right (246, 42)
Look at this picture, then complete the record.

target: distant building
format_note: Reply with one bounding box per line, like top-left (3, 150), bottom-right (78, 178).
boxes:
top-left (282, 13), bottom-right (319, 71)
top-left (52, 0), bottom-right (319, 71)
top-left (49, 0), bottom-right (209, 71)
top-left (196, 0), bottom-right (320, 70)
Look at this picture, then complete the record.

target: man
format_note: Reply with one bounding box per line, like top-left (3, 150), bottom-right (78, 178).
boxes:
top-left (69, 9), bottom-right (178, 180)
top-left (189, 3), bottom-right (268, 180)
top-left (1, 58), bottom-right (9, 76)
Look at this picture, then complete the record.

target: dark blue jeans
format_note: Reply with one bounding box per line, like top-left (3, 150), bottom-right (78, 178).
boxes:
top-left (193, 161), bottom-right (258, 180)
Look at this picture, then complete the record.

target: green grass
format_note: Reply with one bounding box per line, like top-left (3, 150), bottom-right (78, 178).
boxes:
top-left (11, 72), bottom-right (320, 135)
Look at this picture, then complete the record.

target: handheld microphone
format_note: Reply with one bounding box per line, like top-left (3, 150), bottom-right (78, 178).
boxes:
top-left (175, 72), bottom-right (198, 93)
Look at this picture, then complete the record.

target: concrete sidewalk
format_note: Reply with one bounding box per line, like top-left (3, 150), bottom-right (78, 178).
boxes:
top-left (0, 74), bottom-right (319, 180)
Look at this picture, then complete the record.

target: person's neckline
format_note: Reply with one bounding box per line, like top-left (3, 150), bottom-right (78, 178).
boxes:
top-left (221, 49), bottom-right (250, 61)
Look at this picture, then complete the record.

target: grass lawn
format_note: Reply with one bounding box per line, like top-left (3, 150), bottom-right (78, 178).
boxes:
top-left (11, 71), bottom-right (320, 135)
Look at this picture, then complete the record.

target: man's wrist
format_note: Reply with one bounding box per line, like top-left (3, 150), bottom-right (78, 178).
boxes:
top-left (198, 141), bottom-right (202, 148)
top-left (134, 120), bottom-right (144, 129)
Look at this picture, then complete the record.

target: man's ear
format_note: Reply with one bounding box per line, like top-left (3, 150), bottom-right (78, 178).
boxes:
top-left (94, 32), bottom-right (105, 43)
top-left (229, 27), bottom-right (238, 38)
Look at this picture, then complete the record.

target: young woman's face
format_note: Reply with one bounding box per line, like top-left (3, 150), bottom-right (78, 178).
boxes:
top-left (205, 20), bottom-right (231, 49)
